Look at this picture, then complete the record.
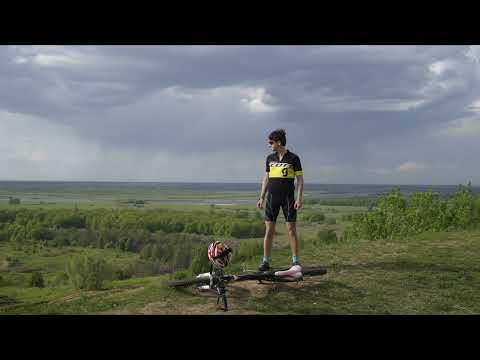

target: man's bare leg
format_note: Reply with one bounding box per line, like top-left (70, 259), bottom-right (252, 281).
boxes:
top-left (263, 221), bottom-right (276, 258)
top-left (286, 222), bottom-right (298, 259)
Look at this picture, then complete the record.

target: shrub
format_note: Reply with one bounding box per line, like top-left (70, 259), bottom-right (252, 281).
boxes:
top-left (318, 197), bottom-right (378, 207)
top-left (303, 198), bottom-right (320, 205)
top-left (343, 184), bottom-right (480, 241)
top-left (0, 210), bottom-right (16, 223)
top-left (113, 265), bottom-right (134, 280)
top-left (8, 197), bottom-right (21, 205)
top-left (326, 217), bottom-right (337, 224)
top-left (315, 229), bottom-right (338, 245)
top-left (0, 229), bottom-right (8, 242)
top-left (54, 212), bottom-right (86, 229)
top-left (190, 246), bottom-right (211, 274)
top-left (235, 240), bottom-right (263, 262)
top-left (342, 214), bottom-right (353, 221)
top-left (30, 271), bottom-right (45, 288)
top-left (31, 226), bottom-right (54, 241)
top-left (52, 229), bottom-right (74, 247)
top-left (173, 270), bottom-right (190, 280)
top-left (51, 271), bottom-right (69, 287)
top-left (305, 212), bottom-right (326, 223)
top-left (298, 235), bottom-right (305, 250)
top-left (66, 254), bottom-right (109, 290)
top-left (3, 256), bottom-right (20, 270)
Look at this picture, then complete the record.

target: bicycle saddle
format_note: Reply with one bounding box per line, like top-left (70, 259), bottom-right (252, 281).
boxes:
top-left (274, 264), bottom-right (303, 280)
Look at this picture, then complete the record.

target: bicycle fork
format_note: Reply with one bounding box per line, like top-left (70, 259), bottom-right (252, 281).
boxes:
top-left (216, 283), bottom-right (228, 312)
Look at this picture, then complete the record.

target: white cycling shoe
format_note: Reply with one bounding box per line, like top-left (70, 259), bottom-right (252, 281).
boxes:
top-left (274, 264), bottom-right (303, 280)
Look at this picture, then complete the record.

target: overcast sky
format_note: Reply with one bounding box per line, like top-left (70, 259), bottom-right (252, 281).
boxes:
top-left (1, 45), bottom-right (480, 185)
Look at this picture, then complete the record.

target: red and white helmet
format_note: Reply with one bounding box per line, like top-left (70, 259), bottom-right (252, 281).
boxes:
top-left (208, 241), bottom-right (232, 268)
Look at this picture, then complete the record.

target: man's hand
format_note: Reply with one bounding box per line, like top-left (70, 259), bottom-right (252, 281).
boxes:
top-left (257, 198), bottom-right (264, 209)
top-left (294, 199), bottom-right (302, 210)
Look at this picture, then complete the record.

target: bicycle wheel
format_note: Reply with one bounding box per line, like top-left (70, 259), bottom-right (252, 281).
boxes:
top-left (301, 266), bottom-right (327, 276)
top-left (166, 277), bottom-right (210, 288)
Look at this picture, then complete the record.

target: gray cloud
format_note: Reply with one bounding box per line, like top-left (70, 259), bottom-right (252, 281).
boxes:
top-left (1, 45), bottom-right (479, 184)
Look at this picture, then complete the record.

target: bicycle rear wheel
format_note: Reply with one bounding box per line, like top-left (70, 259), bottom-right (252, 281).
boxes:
top-left (300, 266), bottom-right (327, 277)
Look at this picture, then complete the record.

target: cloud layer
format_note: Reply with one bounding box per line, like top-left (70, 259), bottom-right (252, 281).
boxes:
top-left (1, 45), bottom-right (479, 184)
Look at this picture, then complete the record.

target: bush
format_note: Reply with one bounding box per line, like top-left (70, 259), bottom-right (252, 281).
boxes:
top-left (326, 217), bottom-right (337, 225)
top-left (298, 235), bottom-right (305, 250)
top-left (113, 265), bottom-right (134, 280)
top-left (318, 197), bottom-right (378, 207)
top-left (190, 246), bottom-right (211, 274)
top-left (173, 270), bottom-right (190, 280)
top-left (303, 198), bottom-right (320, 205)
top-left (3, 256), bottom-right (20, 270)
top-left (235, 239), bottom-right (263, 262)
top-left (315, 229), bottom-right (338, 245)
top-left (30, 271), bottom-right (45, 288)
top-left (54, 212), bottom-right (86, 229)
top-left (66, 254), bottom-right (109, 290)
top-left (8, 197), bottom-right (21, 205)
top-left (51, 271), bottom-right (69, 287)
top-left (0, 229), bottom-right (8, 242)
top-left (130, 259), bottom-right (167, 277)
top-left (0, 210), bottom-right (16, 223)
top-left (343, 184), bottom-right (480, 241)
top-left (304, 212), bottom-right (326, 223)
top-left (31, 226), bottom-right (54, 241)
top-left (342, 214), bottom-right (353, 221)
top-left (52, 229), bottom-right (75, 247)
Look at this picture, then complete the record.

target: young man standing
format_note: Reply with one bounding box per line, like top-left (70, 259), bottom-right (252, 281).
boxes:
top-left (257, 129), bottom-right (304, 271)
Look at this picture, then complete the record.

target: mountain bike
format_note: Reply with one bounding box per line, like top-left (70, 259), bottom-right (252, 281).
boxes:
top-left (166, 265), bottom-right (327, 312)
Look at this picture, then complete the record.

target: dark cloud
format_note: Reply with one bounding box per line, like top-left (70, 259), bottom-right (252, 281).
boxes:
top-left (1, 45), bottom-right (479, 183)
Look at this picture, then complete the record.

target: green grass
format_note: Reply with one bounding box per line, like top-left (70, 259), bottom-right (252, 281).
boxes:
top-left (243, 230), bottom-right (480, 314)
top-left (3, 226), bottom-right (479, 314)
top-left (1, 197), bottom-right (480, 314)
top-left (0, 242), bottom-right (142, 314)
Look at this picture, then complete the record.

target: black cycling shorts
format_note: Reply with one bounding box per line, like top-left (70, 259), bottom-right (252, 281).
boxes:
top-left (264, 191), bottom-right (296, 223)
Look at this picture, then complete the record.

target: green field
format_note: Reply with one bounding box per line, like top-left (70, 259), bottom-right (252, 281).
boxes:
top-left (1, 186), bottom-right (479, 314)
top-left (1, 210), bottom-right (479, 314)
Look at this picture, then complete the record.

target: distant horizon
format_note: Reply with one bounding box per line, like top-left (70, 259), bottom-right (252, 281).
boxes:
top-left (0, 179), bottom-right (477, 187)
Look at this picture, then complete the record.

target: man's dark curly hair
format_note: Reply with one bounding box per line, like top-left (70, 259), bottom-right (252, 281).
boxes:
top-left (268, 128), bottom-right (287, 146)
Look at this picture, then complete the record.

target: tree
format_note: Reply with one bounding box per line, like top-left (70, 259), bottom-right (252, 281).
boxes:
top-left (140, 244), bottom-right (153, 259)
top-left (190, 246), bottom-right (210, 274)
top-left (30, 271), bottom-right (45, 288)
top-left (8, 197), bottom-right (21, 205)
top-left (66, 254), bottom-right (109, 290)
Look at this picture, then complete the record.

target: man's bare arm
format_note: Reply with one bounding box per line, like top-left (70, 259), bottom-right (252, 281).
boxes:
top-left (259, 172), bottom-right (270, 200)
top-left (257, 173), bottom-right (270, 209)
top-left (296, 175), bottom-right (304, 201)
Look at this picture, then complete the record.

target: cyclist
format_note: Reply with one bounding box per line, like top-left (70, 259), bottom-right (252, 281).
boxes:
top-left (257, 129), bottom-right (304, 272)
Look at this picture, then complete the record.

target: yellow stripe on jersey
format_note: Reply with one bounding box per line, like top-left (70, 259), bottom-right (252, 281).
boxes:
top-left (268, 163), bottom-right (296, 178)
top-left (295, 170), bottom-right (303, 176)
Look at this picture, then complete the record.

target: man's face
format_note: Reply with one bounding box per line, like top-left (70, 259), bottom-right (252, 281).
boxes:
top-left (268, 139), bottom-right (281, 151)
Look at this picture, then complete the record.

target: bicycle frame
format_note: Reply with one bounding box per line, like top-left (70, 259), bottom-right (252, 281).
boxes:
top-left (168, 265), bottom-right (327, 312)
top-left (199, 264), bottom-right (305, 311)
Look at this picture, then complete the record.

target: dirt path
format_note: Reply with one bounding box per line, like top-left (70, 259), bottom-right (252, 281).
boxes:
top-left (101, 278), bottom-right (324, 315)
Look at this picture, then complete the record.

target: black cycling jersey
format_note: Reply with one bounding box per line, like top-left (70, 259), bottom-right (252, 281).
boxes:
top-left (266, 150), bottom-right (303, 193)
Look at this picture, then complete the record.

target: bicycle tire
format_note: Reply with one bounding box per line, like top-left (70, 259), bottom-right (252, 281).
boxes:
top-left (301, 266), bottom-right (327, 276)
top-left (233, 266), bottom-right (327, 282)
top-left (166, 277), bottom-right (210, 288)
top-left (167, 266), bottom-right (326, 287)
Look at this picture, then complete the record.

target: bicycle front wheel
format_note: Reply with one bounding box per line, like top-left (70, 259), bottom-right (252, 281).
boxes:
top-left (166, 277), bottom-right (210, 288)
